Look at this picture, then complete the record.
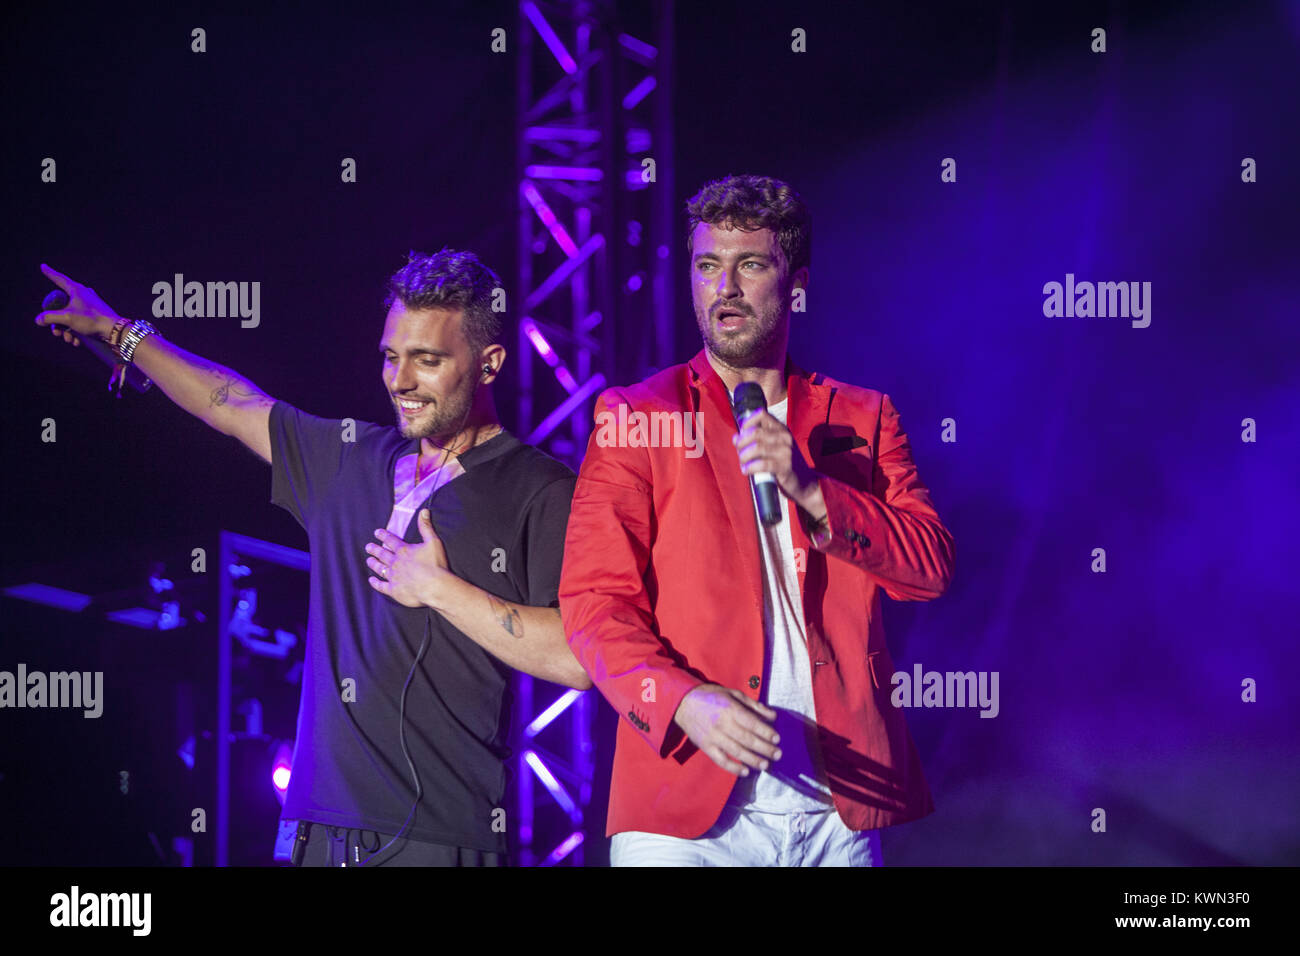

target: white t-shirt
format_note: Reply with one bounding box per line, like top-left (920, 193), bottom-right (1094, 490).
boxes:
top-left (726, 397), bottom-right (833, 812)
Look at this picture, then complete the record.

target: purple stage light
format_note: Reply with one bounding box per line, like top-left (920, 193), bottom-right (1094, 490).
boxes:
top-left (521, 318), bottom-right (558, 363)
top-left (524, 126), bottom-right (600, 143)
top-left (617, 33), bottom-right (657, 63)
top-left (522, 181), bottom-right (579, 256)
top-left (522, 1), bottom-right (576, 74)
top-left (540, 831), bottom-right (584, 867)
top-left (523, 235), bottom-right (605, 311)
top-left (621, 76), bottom-right (656, 111)
top-left (272, 740), bottom-right (293, 799)
top-left (525, 688), bottom-right (582, 737)
top-left (523, 750), bottom-right (579, 819)
top-left (524, 164), bottom-right (603, 182)
top-left (525, 373), bottom-right (606, 446)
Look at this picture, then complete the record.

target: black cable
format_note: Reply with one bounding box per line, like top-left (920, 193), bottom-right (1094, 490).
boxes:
top-left (357, 616), bottom-right (430, 865)
top-left (357, 387), bottom-right (483, 865)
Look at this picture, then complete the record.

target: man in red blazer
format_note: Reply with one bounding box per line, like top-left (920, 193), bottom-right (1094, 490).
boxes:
top-left (559, 174), bottom-right (955, 865)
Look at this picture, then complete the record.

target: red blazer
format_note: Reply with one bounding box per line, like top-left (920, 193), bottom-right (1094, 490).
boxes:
top-left (559, 349), bottom-right (955, 838)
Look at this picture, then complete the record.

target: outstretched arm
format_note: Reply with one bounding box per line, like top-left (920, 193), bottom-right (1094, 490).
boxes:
top-left (35, 263), bottom-right (275, 462)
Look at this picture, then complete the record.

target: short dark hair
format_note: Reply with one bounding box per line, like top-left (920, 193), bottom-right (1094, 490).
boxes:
top-left (383, 248), bottom-right (504, 358)
top-left (685, 174), bottom-right (811, 274)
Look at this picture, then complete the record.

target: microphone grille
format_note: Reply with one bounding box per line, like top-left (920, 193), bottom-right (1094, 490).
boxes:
top-left (731, 381), bottom-right (766, 417)
top-left (43, 289), bottom-right (70, 311)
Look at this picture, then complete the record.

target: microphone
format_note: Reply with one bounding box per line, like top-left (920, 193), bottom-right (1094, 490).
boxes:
top-left (41, 289), bottom-right (152, 393)
top-left (732, 382), bottom-right (782, 526)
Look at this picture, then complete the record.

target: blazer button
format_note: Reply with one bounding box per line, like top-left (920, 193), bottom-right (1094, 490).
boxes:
top-left (748, 675), bottom-right (761, 689)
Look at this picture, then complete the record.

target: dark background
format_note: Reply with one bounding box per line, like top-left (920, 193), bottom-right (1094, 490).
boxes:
top-left (2, 0), bottom-right (1297, 865)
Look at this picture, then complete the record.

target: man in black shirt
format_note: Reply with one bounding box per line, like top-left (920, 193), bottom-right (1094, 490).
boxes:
top-left (36, 249), bottom-right (589, 866)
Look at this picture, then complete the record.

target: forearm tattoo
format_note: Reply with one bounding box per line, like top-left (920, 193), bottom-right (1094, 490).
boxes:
top-left (489, 594), bottom-right (524, 639)
top-left (209, 373), bottom-right (262, 408)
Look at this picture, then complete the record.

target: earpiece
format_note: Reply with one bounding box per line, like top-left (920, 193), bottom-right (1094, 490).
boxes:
top-left (481, 364), bottom-right (492, 379)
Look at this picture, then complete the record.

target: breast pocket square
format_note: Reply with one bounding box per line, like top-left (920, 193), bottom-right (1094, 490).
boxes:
top-left (820, 434), bottom-right (870, 456)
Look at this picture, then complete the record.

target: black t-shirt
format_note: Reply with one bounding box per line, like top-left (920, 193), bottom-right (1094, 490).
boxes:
top-left (268, 401), bottom-right (575, 852)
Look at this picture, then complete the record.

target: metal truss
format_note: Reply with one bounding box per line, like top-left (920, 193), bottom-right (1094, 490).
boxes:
top-left (513, 0), bottom-right (675, 865)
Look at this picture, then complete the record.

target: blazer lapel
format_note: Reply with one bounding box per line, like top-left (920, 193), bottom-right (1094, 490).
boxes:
top-left (687, 350), bottom-right (764, 614)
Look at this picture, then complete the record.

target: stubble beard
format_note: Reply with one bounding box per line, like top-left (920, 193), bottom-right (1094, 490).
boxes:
top-left (696, 299), bottom-right (786, 369)
top-left (395, 378), bottom-right (475, 443)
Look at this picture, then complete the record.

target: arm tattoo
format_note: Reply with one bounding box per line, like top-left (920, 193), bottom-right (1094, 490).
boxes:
top-left (209, 374), bottom-right (262, 408)
top-left (489, 594), bottom-right (524, 639)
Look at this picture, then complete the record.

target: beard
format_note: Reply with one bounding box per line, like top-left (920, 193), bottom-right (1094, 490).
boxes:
top-left (394, 376), bottom-right (476, 442)
top-left (695, 298), bottom-right (785, 368)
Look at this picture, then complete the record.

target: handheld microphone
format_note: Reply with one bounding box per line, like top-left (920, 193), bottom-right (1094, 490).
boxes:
top-left (732, 381), bottom-right (782, 526)
top-left (41, 289), bottom-right (153, 393)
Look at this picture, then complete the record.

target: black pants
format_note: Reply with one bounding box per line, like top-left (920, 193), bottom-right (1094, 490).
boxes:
top-left (299, 823), bottom-right (506, 867)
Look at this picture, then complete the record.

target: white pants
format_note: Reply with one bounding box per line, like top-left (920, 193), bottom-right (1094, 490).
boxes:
top-left (611, 805), bottom-right (881, 867)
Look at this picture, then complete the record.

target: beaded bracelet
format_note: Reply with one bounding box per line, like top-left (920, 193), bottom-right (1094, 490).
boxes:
top-left (107, 318), bottom-right (130, 349)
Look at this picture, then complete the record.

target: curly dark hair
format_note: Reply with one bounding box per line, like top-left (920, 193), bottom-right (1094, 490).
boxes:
top-left (685, 174), bottom-right (811, 274)
top-left (383, 248), bottom-right (504, 358)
